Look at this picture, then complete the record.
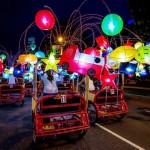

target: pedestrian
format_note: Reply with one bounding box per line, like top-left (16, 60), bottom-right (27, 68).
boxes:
top-left (38, 70), bottom-right (58, 96)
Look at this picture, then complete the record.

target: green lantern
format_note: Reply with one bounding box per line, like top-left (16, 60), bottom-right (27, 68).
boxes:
top-left (101, 14), bottom-right (123, 36)
top-left (0, 53), bottom-right (7, 60)
top-left (30, 43), bottom-right (36, 51)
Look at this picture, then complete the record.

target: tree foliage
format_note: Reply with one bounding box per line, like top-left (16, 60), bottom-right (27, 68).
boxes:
top-left (127, 0), bottom-right (150, 41)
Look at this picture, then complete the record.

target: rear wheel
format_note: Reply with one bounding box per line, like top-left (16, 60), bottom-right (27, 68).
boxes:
top-left (87, 103), bottom-right (97, 124)
top-left (68, 129), bottom-right (87, 139)
top-left (16, 100), bottom-right (24, 106)
top-left (115, 114), bottom-right (126, 121)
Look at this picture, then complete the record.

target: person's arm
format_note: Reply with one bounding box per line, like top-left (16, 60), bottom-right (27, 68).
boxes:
top-left (38, 80), bottom-right (43, 88)
top-left (78, 78), bottom-right (85, 86)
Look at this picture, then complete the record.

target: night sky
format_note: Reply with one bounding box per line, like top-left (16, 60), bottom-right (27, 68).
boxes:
top-left (0, 0), bottom-right (131, 54)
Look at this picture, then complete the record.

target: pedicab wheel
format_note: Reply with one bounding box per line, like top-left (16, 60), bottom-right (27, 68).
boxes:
top-left (115, 113), bottom-right (126, 121)
top-left (68, 129), bottom-right (87, 139)
top-left (16, 100), bottom-right (24, 106)
top-left (32, 127), bottom-right (43, 144)
top-left (87, 69), bottom-right (96, 77)
top-left (62, 62), bottom-right (69, 70)
top-left (87, 103), bottom-right (97, 124)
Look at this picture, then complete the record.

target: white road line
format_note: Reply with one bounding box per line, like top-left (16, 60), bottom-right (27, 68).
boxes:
top-left (95, 123), bottom-right (145, 150)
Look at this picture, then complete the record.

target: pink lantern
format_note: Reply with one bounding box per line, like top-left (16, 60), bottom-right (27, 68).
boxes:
top-left (35, 10), bottom-right (55, 30)
top-left (84, 47), bottom-right (100, 56)
top-left (0, 57), bottom-right (4, 74)
top-left (96, 35), bottom-right (110, 49)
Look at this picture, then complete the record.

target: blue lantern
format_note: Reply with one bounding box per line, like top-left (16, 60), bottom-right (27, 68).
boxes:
top-left (125, 63), bottom-right (137, 74)
top-left (13, 64), bottom-right (24, 77)
top-left (35, 50), bottom-right (45, 58)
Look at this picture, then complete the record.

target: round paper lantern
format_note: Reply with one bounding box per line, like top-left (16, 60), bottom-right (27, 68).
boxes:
top-left (101, 14), bottom-right (123, 36)
top-left (84, 47), bottom-right (100, 56)
top-left (135, 46), bottom-right (150, 63)
top-left (35, 9), bottom-right (55, 30)
top-left (13, 64), bottom-right (24, 77)
top-left (134, 42), bottom-right (144, 49)
top-left (35, 50), bottom-right (45, 58)
top-left (0, 53), bottom-right (7, 60)
top-left (109, 46), bottom-right (138, 62)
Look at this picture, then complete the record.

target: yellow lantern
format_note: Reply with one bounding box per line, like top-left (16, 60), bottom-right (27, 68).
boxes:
top-left (109, 46), bottom-right (138, 62)
top-left (135, 46), bottom-right (150, 63)
top-left (134, 42), bottom-right (144, 49)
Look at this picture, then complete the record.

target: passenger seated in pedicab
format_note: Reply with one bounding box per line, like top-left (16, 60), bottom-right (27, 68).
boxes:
top-left (38, 70), bottom-right (58, 96)
top-left (78, 75), bottom-right (95, 91)
top-left (8, 74), bottom-right (18, 88)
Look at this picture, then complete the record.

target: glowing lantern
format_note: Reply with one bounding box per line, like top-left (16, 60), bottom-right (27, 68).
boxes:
top-left (146, 42), bottom-right (150, 47)
top-left (125, 63), bottom-right (137, 74)
top-left (101, 14), bottom-right (123, 36)
top-left (135, 46), bottom-right (150, 63)
top-left (0, 53), bottom-right (7, 61)
top-left (109, 46), bottom-right (138, 62)
top-left (0, 57), bottom-right (4, 74)
top-left (124, 39), bottom-right (133, 46)
top-left (35, 50), bottom-right (45, 58)
top-left (84, 47), bottom-right (100, 56)
top-left (134, 42), bottom-right (144, 49)
top-left (96, 35), bottom-right (109, 49)
top-left (41, 53), bottom-right (60, 72)
top-left (128, 74), bottom-right (134, 78)
top-left (106, 46), bottom-right (113, 53)
top-left (100, 67), bottom-right (118, 89)
top-left (18, 54), bottom-right (37, 65)
top-left (13, 64), bottom-right (24, 77)
top-left (35, 9), bottom-right (55, 30)
top-left (2, 72), bottom-right (10, 79)
top-left (106, 54), bottom-right (120, 69)
top-left (139, 68), bottom-right (147, 77)
top-left (30, 43), bottom-right (36, 51)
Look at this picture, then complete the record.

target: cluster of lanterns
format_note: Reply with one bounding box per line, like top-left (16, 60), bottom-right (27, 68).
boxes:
top-left (0, 9), bottom-right (149, 88)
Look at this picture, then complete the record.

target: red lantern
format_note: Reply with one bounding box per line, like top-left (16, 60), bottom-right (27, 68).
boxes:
top-left (35, 10), bottom-right (55, 30)
top-left (0, 57), bottom-right (4, 74)
top-left (84, 47), bottom-right (100, 56)
top-left (96, 36), bottom-right (110, 49)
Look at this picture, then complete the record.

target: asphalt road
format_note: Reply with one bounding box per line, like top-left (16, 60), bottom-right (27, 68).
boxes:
top-left (0, 94), bottom-right (150, 150)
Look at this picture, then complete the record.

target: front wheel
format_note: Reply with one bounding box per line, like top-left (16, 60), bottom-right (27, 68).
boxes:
top-left (87, 103), bottom-right (97, 124)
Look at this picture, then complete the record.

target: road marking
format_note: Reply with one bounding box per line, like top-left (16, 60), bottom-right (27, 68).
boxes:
top-left (95, 123), bottom-right (145, 150)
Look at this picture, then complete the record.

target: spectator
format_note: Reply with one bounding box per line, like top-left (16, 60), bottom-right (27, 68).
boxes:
top-left (38, 70), bottom-right (58, 96)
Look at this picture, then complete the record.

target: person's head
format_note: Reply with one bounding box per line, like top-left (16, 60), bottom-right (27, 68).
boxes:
top-left (46, 70), bottom-right (54, 83)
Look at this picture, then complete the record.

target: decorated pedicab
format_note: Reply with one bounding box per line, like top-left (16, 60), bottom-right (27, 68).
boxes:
top-left (0, 55), bottom-right (25, 106)
top-left (31, 57), bottom-right (90, 143)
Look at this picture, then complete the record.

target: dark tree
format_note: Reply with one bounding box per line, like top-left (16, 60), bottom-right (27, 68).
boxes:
top-left (127, 0), bottom-right (150, 41)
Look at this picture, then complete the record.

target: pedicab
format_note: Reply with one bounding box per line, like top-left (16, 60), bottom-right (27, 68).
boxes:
top-left (32, 72), bottom-right (90, 143)
top-left (85, 72), bottom-right (128, 123)
top-left (0, 84), bottom-right (25, 106)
